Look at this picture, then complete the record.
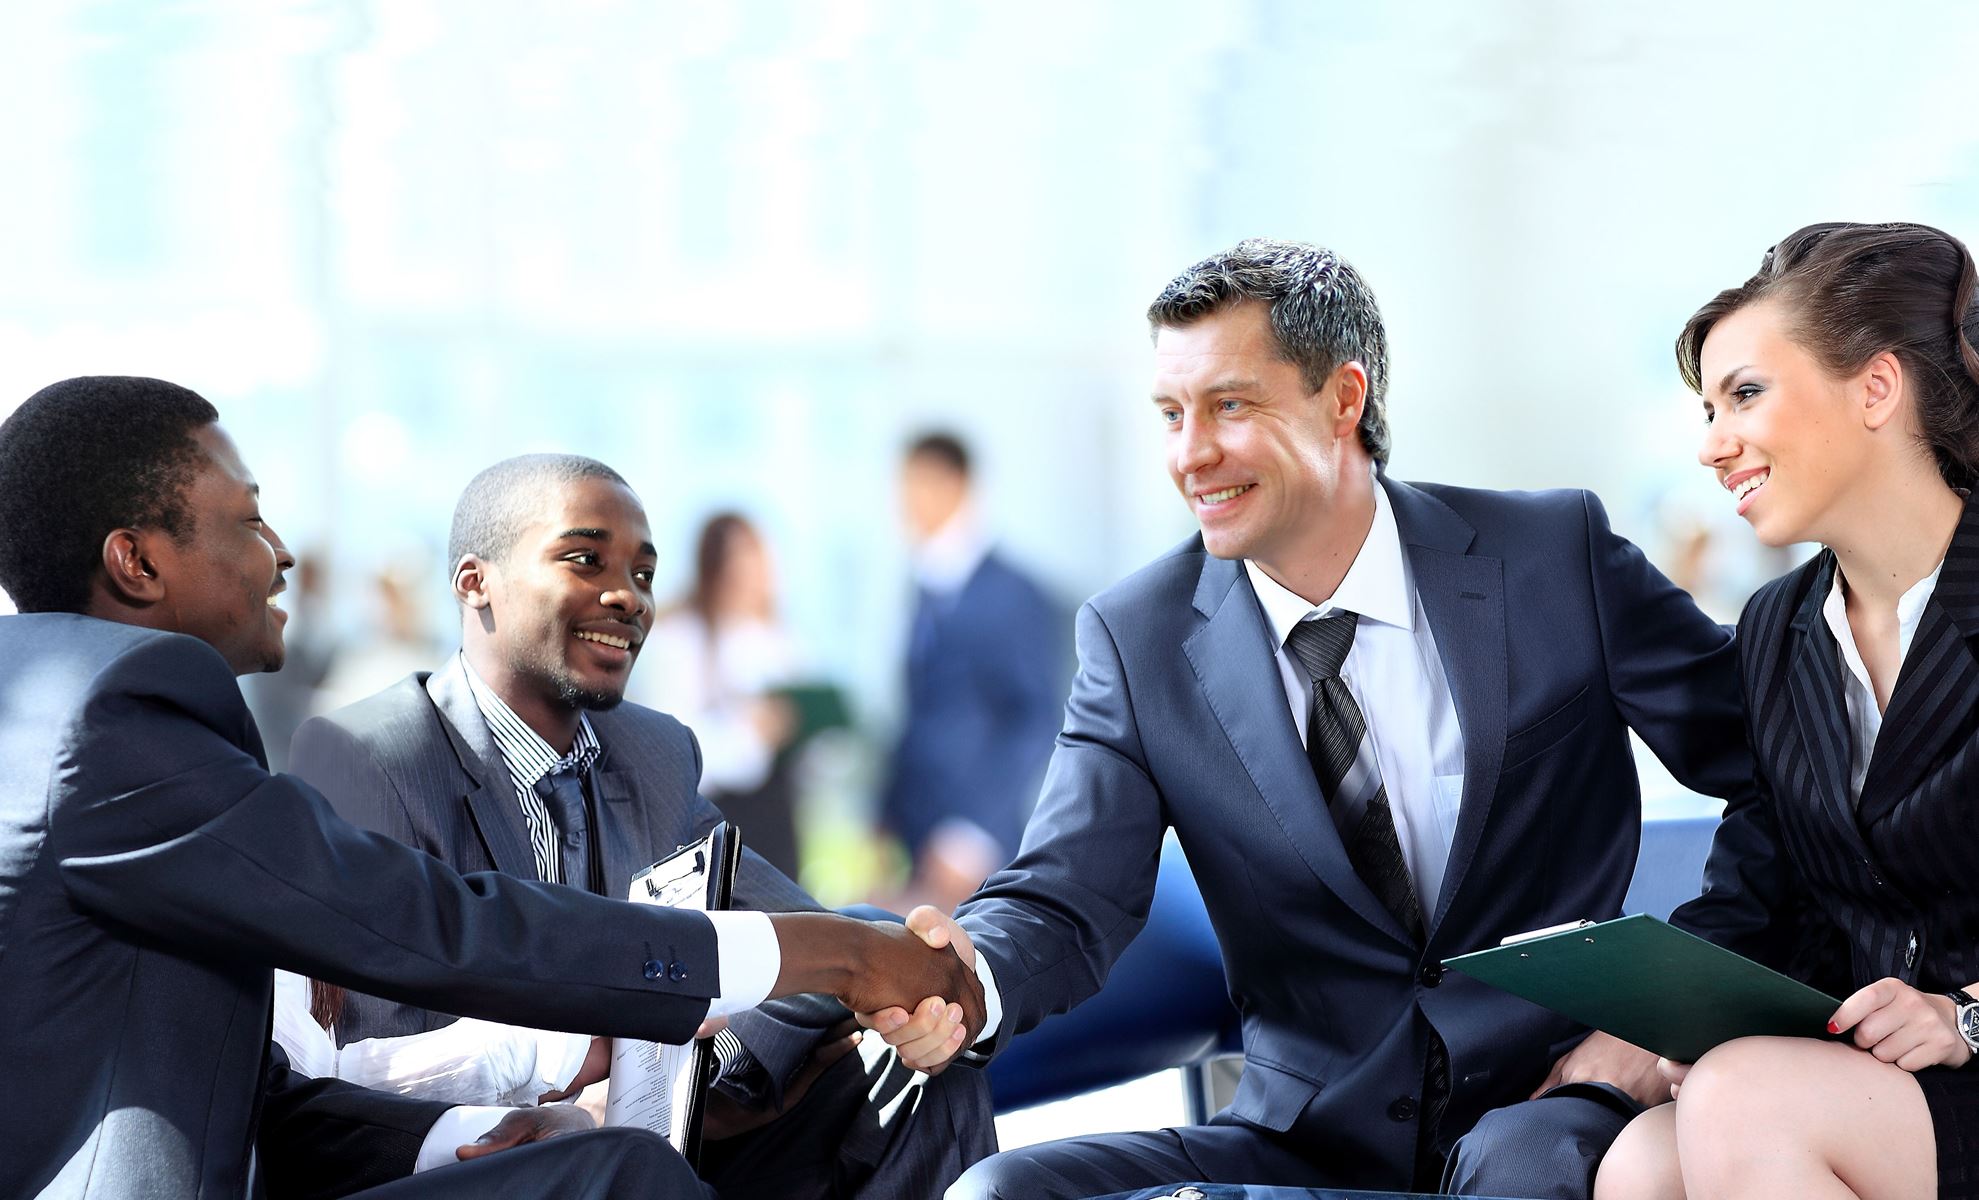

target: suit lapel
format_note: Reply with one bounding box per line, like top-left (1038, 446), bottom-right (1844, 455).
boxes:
top-left (425, 657), bottom-right (542, 881)
top-left (587, 727), bottom-right (660, 899)
top-left (1858, 497), bottom-right (1979, 826)
top-left (1382, 481), bottom-right (1506, 938)
top-left (1783, 552), bottom-right (1871, 857)
top-left (1182, 544), bottom-right (1415, 946)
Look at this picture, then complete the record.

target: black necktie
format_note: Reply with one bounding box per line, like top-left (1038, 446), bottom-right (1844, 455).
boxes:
top-left (1285, 611), bottom-right (1447, 1187)
top-left (1285, 612), bottom-right (1423, 941)
top-left (533, 765), bottom-right (595, 893)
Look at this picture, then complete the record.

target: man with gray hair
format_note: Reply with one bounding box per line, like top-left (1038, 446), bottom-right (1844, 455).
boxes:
top-left (875, 239), bottom-right (1759, 1198)
top-left (291, 453), bottom-right (995, 1200)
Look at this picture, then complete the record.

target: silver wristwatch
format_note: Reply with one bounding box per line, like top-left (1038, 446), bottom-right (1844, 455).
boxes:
top-left (1948, 989), bottom-right (1979, 1054)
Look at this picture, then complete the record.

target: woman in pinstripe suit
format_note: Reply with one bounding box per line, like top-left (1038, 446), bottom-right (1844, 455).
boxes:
top-left (1597, 223), bottom-right (1979, 1200)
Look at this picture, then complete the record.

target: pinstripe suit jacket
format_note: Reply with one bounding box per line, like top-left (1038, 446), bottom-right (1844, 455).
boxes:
top-left (290, 657), bottom-right (825, 1083)
top-left (1675, 495), bottom-right (1979, 994)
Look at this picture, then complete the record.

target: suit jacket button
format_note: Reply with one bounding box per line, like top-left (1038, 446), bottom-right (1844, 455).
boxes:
top-left (643, 959), bottom-right (665, 981)
top-left (1389, 1097), bottom-right (1419, 1121)
top-left (1420, 964), bottom-right (1444, 988)
top-left (668, 962), bottom-right (689, 982)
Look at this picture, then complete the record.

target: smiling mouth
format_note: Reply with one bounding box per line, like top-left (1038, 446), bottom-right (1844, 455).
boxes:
top-left (1730, 469), bottom-right (1770, 509)
top-left (1199, 484), bottom-right (1254, 505)
top-left (574, 629), bottom-right (636, 651)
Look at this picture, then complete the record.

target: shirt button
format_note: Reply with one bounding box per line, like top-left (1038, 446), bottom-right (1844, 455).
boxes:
top-left (1389, 1097), bottom-right (1419, 1122)
top-left (642, 959), bottom-right (665, 981)
top-left (1420, 964), bottom-right (1444, 988)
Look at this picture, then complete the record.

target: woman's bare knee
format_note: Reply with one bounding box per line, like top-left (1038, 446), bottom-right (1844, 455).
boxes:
top-left (1595, 1105), bottom-right (1684, 1200)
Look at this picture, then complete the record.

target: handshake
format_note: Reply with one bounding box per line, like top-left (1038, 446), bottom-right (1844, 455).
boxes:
top-left (760, 906), bottom-right (982, 1074)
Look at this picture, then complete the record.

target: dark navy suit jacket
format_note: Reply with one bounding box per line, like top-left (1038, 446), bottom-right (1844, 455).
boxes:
top-left (0, 616), bottom-right (728, 1199)
top-left (1675, 493), bottom-right (1979, 999)
top-left (955, 479), bottom-right (1756, 1190)
top-left (881, 550), bottom-right (1067, 860)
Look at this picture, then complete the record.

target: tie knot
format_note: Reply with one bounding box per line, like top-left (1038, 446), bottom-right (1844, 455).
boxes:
top-left (1286, 612), bottom-right (1357, 681)
top-left (533, 765), bottom-right (584, 811)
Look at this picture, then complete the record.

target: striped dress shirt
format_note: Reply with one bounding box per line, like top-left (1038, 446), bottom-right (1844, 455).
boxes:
top-left (459, 656), bottom-right (602, 887)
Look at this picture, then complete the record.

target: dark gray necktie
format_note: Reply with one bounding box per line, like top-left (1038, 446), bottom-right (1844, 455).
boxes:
top-left (1285, 612), bottom-right (1423, 941)
top-left (1286, 611), bottom-right (1446, 1185)
top-left (533, 765), bottom-right (595, 893)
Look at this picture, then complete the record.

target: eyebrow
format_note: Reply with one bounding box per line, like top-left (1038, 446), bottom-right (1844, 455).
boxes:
top-left (1150, 377), bottom-right (1262, 403)
top-left (557, 528), bottom-right (659, 557)
top-left (1714, 365), bottom-right (1755, 394)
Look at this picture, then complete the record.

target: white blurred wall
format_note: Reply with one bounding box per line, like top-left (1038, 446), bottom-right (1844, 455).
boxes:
top-left (2, 0), bottom-right (1977, 711)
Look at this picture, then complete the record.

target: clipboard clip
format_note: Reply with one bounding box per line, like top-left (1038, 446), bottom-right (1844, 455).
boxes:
top-left (1499, 919), bottom-right (1595, 947)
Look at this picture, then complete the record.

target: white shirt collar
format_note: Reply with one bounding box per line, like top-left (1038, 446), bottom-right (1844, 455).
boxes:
top-left (1820, 557), bottom-right (1944, 683)
top-left (913, 503), bottom-right (991, 595)
top-left (1244, 472), bottom-right (1415, 645)
top-left (458, 652), bottom-right (601, 789)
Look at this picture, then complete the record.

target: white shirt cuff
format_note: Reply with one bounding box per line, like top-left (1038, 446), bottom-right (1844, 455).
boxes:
top-left (704, 908), bottom-right (780, 1017)
top-left (531, 1030), bottom-right (593, 1097)
top-left (412, 1106), bottom-right (508, 1172)
top-left (972, 944), bottom-right (1004, 1044)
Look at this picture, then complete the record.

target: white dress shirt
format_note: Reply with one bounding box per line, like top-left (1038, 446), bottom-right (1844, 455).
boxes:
top-left (971, 474), bottom-right (1465, 1041)
top-left (1821, 558), bottom-right (1944, 804)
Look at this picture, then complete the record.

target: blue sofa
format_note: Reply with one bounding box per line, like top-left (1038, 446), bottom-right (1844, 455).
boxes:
top-left (987, 816), bottom-right (1721, 1114)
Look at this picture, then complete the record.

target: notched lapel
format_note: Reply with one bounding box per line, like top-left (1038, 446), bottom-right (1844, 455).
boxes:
top-left (590, 755), bottom-right (657, 900)
top-left (425, 658), bottom-right (541, 881)
top-left (1859, 500), bottom-right (1979, 826)
top-left (1410, 546), bottom-right (1505, 937)
top-left (1183, 552), bottom-right (1414, 945)
top-left (1783, 554), bottom-right (1870, 856)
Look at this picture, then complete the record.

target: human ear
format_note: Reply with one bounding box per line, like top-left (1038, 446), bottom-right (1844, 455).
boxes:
top-left (100, 528), bottom-right (166, 605)
top-left (1859, 350), bottom-right (1905, 432)
top-left (453, 555), bottom-right (494, 610)
top-left (1329, 361), bottom-right (1370, 439)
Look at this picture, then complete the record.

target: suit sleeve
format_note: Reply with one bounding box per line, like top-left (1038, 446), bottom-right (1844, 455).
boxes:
top-left (51, 635), bottom-right (721, 1046)
top-left (256, 1042), bottom-right (449, 1200)
top-left (952, 599), bottom-right (1165, 1056)
top-left (1665, 590), bottom-right (1810, 971)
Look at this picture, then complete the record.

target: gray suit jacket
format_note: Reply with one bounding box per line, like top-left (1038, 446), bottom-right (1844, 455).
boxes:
top-left (0, 615), bottom-right (727, 1199)
top-left (291, 656), bottom-right (830, 1095)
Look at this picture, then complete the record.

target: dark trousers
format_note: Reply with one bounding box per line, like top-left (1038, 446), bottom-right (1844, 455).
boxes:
top-left (951, 1086), bottom-right (1637, 1200)
top-left (353, 1126), bottom-right (711, 1199)
top-left (705, 1035), bottom-right (996, 1200)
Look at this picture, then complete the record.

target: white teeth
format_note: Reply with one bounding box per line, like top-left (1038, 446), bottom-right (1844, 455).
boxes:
top-left (1732, 471), bottom-right (1770, 501)
top-left (1201, 484), bottom-right (1253, 504)
top-left (266, 595), bottom-right (280, 608)
top-left (575, 630), bottom-right (631, 650)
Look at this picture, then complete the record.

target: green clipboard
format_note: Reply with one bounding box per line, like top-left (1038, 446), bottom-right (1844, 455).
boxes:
top-left (1443, 914), bottom-right (1842, 1063)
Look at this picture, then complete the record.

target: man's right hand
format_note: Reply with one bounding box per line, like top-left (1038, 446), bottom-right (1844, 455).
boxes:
top-left (856, 906), bottom-right (979, 1072)
top-left (765, 911), bottom-right (986, 1054)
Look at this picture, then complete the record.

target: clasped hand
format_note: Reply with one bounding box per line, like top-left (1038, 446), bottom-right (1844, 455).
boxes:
top-left (853, 906), bottom-right (981, 1075)
top-left (1654, 976), bottom-right (1972, 1101)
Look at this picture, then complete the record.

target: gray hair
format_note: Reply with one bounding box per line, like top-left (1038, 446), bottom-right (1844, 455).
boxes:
top-left (448, 453), bottom-right (631, 568)
top-left (1147, 238), bottom-right (1392, 464)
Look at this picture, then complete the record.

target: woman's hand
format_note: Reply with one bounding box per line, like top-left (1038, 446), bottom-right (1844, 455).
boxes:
top-left (1658, 1057), bottom-right (1691, 1100)
top-left (1829, 977), bottom-right (1974, 1071)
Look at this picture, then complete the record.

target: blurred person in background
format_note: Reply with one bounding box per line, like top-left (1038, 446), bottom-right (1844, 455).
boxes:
top-left (290, 454), bottom-right (995, 1200)
top-left (880, 432), bottom-right (1067, 913)
top-left (1597, 223), bottom-right (1979, 1200)
top-left (314, 554), bottom-right (447, 714)
top-left (634, 512), bottom-right (804, 878)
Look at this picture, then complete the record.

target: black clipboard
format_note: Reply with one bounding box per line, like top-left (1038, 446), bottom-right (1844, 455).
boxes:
top-left (616, 821), bottom-right (742, 1169)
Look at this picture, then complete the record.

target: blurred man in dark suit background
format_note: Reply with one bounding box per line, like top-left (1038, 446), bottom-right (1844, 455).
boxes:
top-left (881, 433), bottom-right (1067, 911)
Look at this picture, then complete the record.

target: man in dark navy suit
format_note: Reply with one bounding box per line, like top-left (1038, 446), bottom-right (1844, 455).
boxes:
top-left (867, 241), bottom-right (1759, 1200)
top-left (881, 432), bottom-right (1067, 911)
top-left (0, 376), bottom-right (983, 1200)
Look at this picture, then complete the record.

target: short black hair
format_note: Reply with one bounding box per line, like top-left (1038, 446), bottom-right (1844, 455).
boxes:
top-left (0, 376), bottom-right (220, 613)
top-left (448, 453), bottom-right (631, 570)
top-left (905, 431), bottom-right (971, 478)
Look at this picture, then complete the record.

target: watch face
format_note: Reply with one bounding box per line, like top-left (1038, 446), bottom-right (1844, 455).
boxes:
top-left (1959, 1004), bottom-right (1979, 1045)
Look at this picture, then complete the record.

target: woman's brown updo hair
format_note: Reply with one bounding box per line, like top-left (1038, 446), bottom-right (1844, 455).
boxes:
top-left (1675, 222), bottom-right (1979, 490)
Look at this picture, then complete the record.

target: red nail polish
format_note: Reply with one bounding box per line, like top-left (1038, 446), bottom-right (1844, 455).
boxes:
top-left (1827, 1021), bottom-right (1841, 1034)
